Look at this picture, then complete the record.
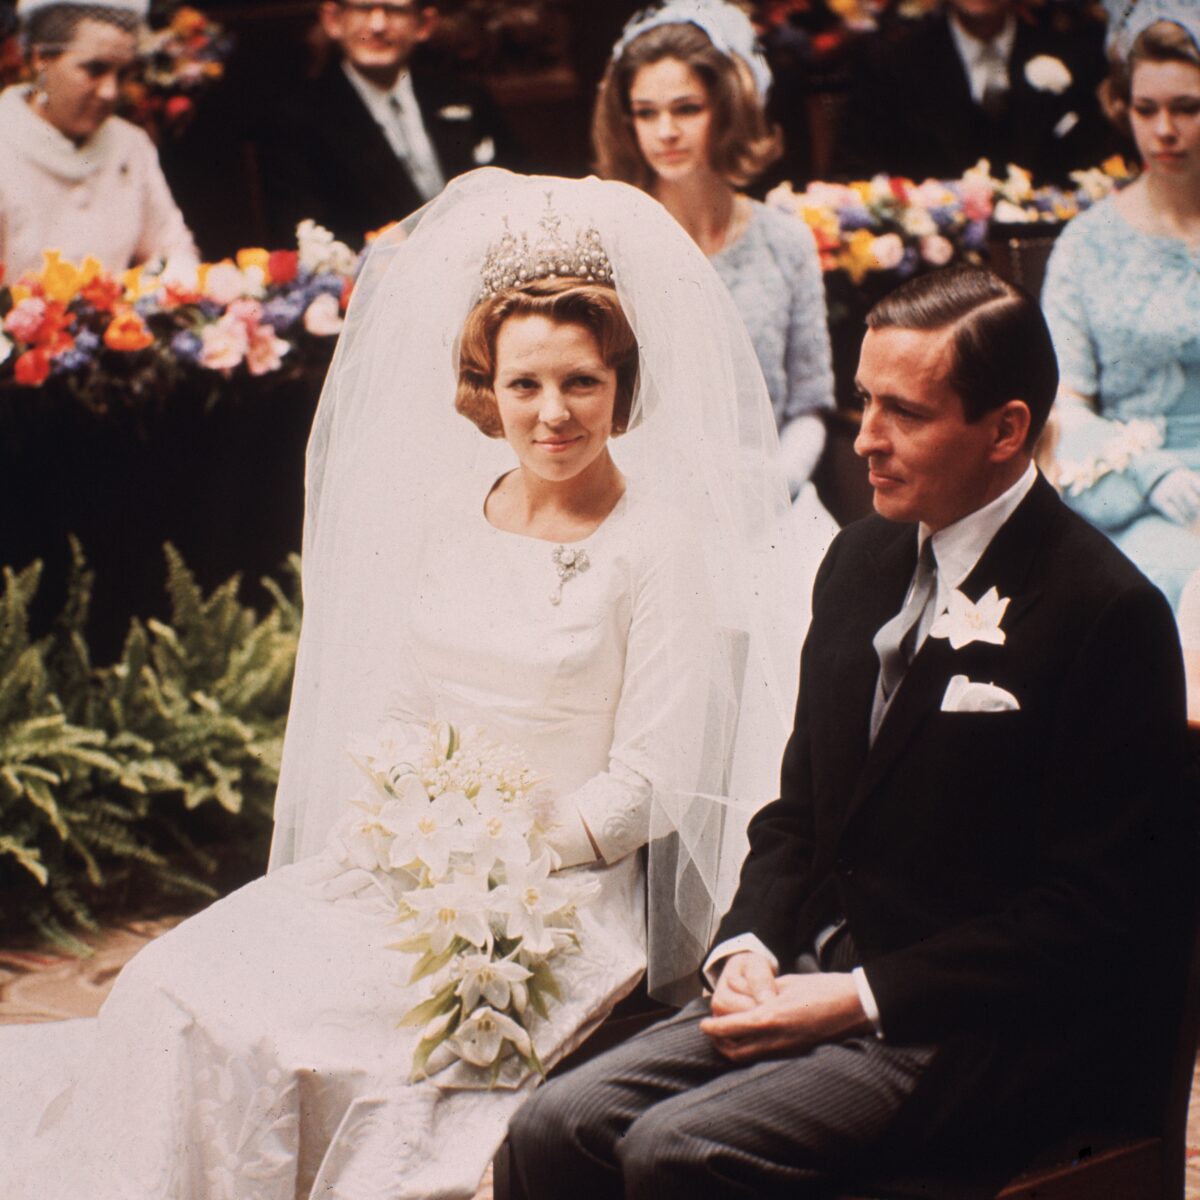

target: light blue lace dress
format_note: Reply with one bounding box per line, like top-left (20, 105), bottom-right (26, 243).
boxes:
top-left (711, 201), bottom-right (835, 498)
top-left (1042, 196), bottom-right (1200, 611)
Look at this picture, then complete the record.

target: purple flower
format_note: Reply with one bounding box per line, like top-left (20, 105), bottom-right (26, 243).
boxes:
top-left (896, 247), bottom-right (920, 279)
top-left (837, 208), bottom-right (876, 232)
top-left (75, 329), bottom-right (100, 354)
top-left (962, 219), bottom-right (989, 251)
top-left (261, 293), bottom-right (307, 332)
top-left (929, 205), bottom-right (961, 234)
top-left (171, 330), bottom-right (204, 362)
top-left (307, 273), bottom-right (345, 302)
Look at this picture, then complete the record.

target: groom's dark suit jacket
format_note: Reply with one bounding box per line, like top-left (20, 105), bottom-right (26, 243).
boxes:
top-left (716, 475), bottom-right (1195, 1161)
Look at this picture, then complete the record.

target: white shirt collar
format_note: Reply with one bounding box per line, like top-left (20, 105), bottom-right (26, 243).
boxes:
top-left (919, 459), bottom-right (1038, 595)
top-left (341, 61), bottom-right (412, 117)
top-left (948, 11), bottom-right (1017, 67)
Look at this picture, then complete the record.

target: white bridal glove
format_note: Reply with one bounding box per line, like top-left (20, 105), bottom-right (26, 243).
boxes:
top-left (1149, 468), bottom-right (1200, 527)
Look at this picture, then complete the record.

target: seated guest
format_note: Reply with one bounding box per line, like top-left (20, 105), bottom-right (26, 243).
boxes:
top-left (503, 265), bottom-right (1194, 1198)
top-left (594, 1), bottom-right (836, 510)
top-left (1042, 5), bottom-right (1200, 614)
top-left (258, 0), bottom-right (514, 247)
top-left (0, 0), bottom-right (198, 279)
top-left (832, 0), bottom-right (1119, 185)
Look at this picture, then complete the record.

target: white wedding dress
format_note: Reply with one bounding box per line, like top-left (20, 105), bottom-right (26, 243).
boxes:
top-left (0, 485), bottom-right (699, 1200)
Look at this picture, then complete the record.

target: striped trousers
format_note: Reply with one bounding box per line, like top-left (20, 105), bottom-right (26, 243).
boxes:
top-left (504, 950), bottom-right (940, 1199)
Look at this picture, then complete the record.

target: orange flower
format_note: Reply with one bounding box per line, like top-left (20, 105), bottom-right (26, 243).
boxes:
top-left (81, 274), bottom-right (124, 313)
top-left (104, 310), bottom-right (154, 352)
top-left (170, 6), bottom-right (207, 36)
top-left (339, 277), bottom-right (355, 311)
top-left (14, 348), bottom-right (51, 386)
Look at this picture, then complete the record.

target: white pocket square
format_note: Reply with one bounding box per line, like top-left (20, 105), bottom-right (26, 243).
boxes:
top-left (941, 675), bottom-right (1020, 713)
top-left (438, 104), bottom-right (474, 121)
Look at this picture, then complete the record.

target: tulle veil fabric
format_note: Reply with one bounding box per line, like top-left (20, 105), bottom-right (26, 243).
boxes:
top-left (269, 169), bottom-right (803, 1001)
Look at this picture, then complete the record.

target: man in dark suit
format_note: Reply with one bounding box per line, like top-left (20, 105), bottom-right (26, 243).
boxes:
top-left (259, 0), bottom-right (513, 246)
top-left (831, 0), bottom-right (1121, 185)
top-left (501, 266), bottom-right (1194, 1198)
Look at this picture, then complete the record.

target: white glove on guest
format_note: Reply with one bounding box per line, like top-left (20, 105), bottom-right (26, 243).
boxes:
top-left (1149, 468), bottom-right (1200, 526)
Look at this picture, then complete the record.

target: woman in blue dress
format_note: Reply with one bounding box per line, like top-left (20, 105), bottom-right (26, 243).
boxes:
top-left (1041, 4), bottom-right (1200, 612)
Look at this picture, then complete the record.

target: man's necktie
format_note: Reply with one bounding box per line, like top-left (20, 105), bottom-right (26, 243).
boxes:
top-left (979, 42), bottom-right (1010, 119)
top-left (387, 93), bottom-right (443, 201)
top-left (872, 538), bottom-right (937, 730)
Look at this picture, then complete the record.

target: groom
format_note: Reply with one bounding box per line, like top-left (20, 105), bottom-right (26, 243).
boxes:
top-left (502, 266), bottom-right (1195, 1197)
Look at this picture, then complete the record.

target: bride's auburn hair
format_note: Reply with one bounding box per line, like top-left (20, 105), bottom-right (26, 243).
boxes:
top-left (592, 22), bottom-right (781, 191)
top-left (455, 277), bottom-right (640, 438)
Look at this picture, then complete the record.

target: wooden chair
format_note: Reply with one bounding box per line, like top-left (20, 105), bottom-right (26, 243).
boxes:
top-left (986, 231), bottom-right (1063, 301)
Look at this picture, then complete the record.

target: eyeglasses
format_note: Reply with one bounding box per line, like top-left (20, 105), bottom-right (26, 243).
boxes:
top-left (338, 1), bottom-right (420, 18)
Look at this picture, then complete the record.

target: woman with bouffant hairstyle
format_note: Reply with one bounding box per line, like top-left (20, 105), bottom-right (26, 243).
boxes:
top-left (456, 277), bottom-right (639, 438)
top-left (593, 1), bottom-right (835, 519)
top-left (1041, 4), bottom-right (1200, 613)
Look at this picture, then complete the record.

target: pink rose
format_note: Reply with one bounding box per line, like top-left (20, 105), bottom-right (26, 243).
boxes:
top-left (225, 297), bottom-right (263, 333)
top-left (4, 297), bottom-right (48, 343)
top-left (960, 178), bottom-right (994, 223)
top-left (245, 325), bottom-right (289, 376)
top-left (200, 313), bottom-right (249, 370)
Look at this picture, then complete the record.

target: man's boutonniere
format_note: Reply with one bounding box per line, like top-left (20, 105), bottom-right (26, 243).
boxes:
top-left (1024, 55), bottom-right (1072, 94)
top-left (930, 587), bottom-right (1010, 649)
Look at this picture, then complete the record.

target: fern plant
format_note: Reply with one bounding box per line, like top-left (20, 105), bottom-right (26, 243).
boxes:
top-left (0, 542), bottom-right (301, 947)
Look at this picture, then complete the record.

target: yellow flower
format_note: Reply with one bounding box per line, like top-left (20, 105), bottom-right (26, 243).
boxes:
top-left (840, 230), bottom-right (878, 285)
top-left (39, 250), bottom-right (81, 304)
top-left (236, 248), bottom-right (270, 274)
top-left (170, 6), bottom-right (207, 35)
top-left (850, 181), bottom-right (873, 203)
top-left (10, 285), bottom-right (33, 305)
top-left (1102, 155), bottom-right (1129, 177)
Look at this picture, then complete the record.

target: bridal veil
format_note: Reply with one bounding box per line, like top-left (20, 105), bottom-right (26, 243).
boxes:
top-left (270, 169), bottom-right (804, 1000)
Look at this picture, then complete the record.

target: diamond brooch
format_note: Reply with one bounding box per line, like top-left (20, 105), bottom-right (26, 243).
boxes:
top-left (550, 545), bottom-right (591, 606)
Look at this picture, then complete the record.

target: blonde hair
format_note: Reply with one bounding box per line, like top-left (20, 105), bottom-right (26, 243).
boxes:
top-left (455, 278), bottom-right (639, 439)
top-left (592, 21), bottom-right (781, 190)
top-left (1101, 19), bottom-right (1200, 132)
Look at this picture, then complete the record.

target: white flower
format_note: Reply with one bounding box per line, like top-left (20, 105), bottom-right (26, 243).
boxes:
top-left (388, 789), bottom-right (477, 879)
top-left (992, 199), bottom-right (1034, 225)
top-left (204, 261), bottom-right (258, 305)
top-left (0, 333), bottom-right (11, 367)
top-left (930, 586), bottom-right (1011, 650)
top-left (335, 789), bottom-right (406, 870)
top-left (296, 219), bottom-right (358, 275)
top-left (454, 951), bottom-right (532, 1011)
top-left (900, 206), bottom-right (937, 239)
top-left (1025, 55), bottom-right (1072, 94)
top-left (303, 292), bottom-right (343, 337)
top-left (471, 785), bottom-right (534, 874)
top-left (490, 854), bottom-right (576, 956)
top-left (870, 233), bottom-right (905, 271)
top-left (404, 871), bottom-right (492, 953)
top-left (447, 1005), bottom-right (532, 1067)
top-left (919, 235), bottom-right (955, 266)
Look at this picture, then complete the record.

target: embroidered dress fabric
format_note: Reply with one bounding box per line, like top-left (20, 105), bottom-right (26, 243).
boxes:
top-left (0, 171), bottom-right (801, 1198)
top-left (1042, 197), bottom-right (1200, 610)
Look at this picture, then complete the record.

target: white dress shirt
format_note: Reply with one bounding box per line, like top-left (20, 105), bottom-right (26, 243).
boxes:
top-left (704, 461), bottom-right (1040, 1036)
top-left (947, 13), bottom-right (1017, 106)
top-left (341, 62), bottom-right (445, 202)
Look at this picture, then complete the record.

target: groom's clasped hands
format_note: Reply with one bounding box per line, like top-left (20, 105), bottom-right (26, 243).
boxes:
top-left (700, 951), bottom-right (872, 1062)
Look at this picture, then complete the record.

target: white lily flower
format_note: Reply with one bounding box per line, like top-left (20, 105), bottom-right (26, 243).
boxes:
top-left (448, 1006), bottom-right (532, 1067)
top-left (930, 586), bottom-right (1011, 650)
top-left (491, 854), bottom-right (575, 955)
top-left (404, 872), bottom-right (492, 953)
top-left (385, 790), bottom-right (476, 879)
top-left (454, 951), bottom-right (532, 1011)
top-left (471, 786), bottom-right (534, 874)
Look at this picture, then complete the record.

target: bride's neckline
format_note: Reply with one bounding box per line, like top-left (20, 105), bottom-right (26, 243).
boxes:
top-left (480, 473), bottom-right (629, 545)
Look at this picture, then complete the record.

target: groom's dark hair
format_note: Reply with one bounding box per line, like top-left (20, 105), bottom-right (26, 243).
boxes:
top-left (866, 264), bottom-right (1059, 446)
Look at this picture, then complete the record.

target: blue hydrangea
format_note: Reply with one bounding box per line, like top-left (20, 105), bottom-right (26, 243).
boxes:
top-left (262, 294), bottom-right (307, 333)
top-left (837, 207), bottom-right (877, 233)
top-left (896, 248), bottom-right (920, 279)
top-left (171, 330), bottom-right (203, 362)
top-left (307, 273), bottom-right (345, 301)
top-left (962, 219), bottom-right (989, 252)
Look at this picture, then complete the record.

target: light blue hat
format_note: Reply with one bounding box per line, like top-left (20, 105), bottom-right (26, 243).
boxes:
top-left (614, 1), bottom-right (773, 101)
top-left (1103, 0), bottom-right (1200, 57)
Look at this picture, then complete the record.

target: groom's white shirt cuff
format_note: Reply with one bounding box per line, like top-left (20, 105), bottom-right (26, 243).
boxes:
top-left (703, 934), bottom-right (884, 1039)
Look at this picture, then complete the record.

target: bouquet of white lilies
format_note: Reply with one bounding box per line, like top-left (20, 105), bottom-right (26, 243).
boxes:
top-left (332, 721), bottom-right (598, 1082)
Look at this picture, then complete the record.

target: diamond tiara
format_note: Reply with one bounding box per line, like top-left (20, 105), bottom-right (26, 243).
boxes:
top-left (477, 193), bottom-right (614, 300)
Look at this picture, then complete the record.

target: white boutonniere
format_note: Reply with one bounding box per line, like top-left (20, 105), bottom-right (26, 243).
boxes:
top-left (930, 586), bottom-right (1010, 650)
top-left (472, 136), bottom-right (496, 165)
top-left (438, 103), bottom-right (474, 121)
top-left (1024, 55), bottom-right (1072, 94)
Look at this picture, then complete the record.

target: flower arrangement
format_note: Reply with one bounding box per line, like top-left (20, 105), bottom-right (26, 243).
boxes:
top-left (332, 721), bottom-right (599, 1082)
top-left (0, 221), bottom-right (363, 403)
top-left (766, 156), bottom-right (1135, 285)
top-left (0, 3), bottom-right (230, 141)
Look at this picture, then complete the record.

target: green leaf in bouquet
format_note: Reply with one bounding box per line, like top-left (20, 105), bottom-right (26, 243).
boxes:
top-left (518, 1041), bottom-right (545, 1079)
top-left (405, 940), bottom-right (463, 984)
top-left (529, 958), bottom-right (561, 1002)
top-left (397, 978), bottom-right (460, 1028)
top-left (445, 724), bottom-right (459, 760)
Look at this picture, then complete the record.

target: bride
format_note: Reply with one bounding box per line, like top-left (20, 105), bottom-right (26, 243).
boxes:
top-left (0, 171), bottom-right (801, 1199)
